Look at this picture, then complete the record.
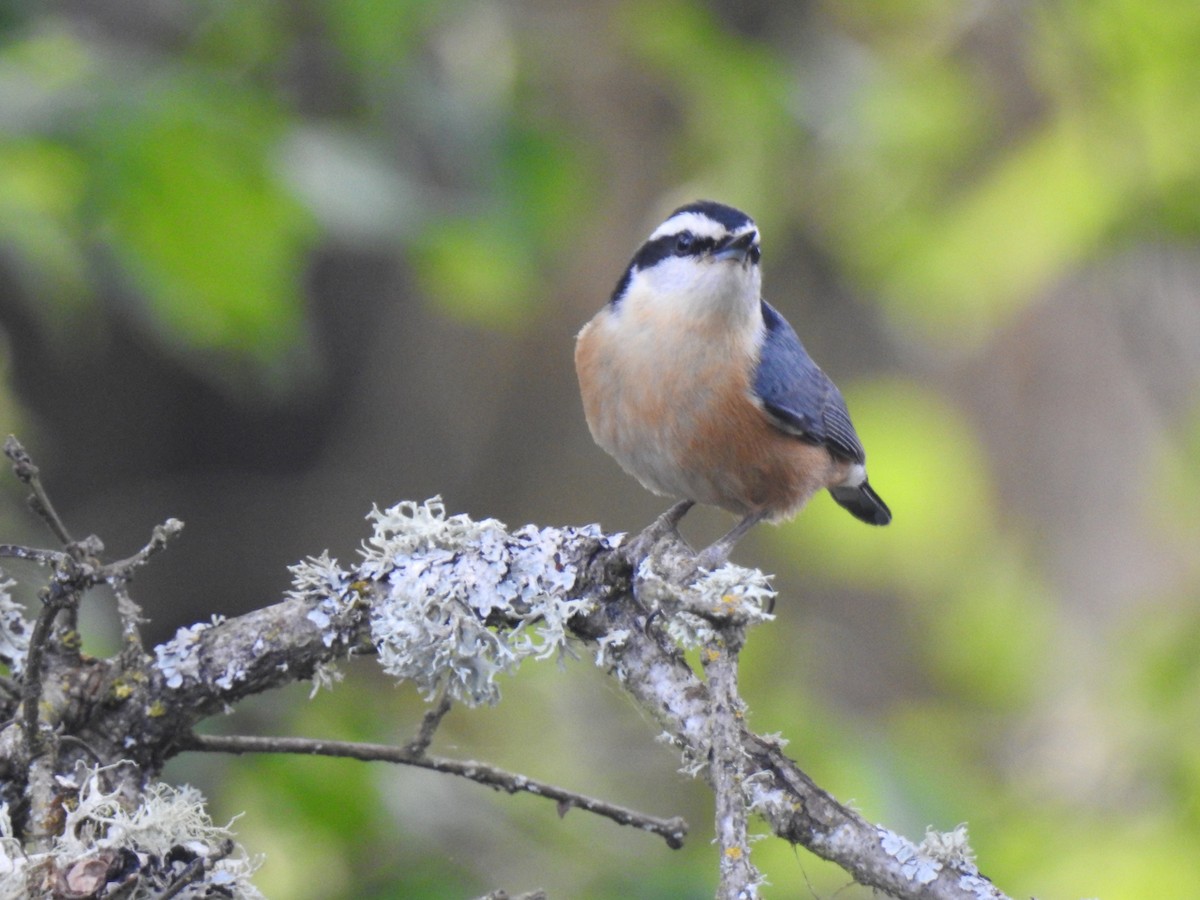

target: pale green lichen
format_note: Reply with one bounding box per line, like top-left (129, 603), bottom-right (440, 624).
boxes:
top-left (878, 823), bottom-right (981, 888)
top-left (635, 559), bottom-right (776, 649)
top-left (308, 659), bottom-right (345, 698)
top-left (919, 823), bottom-right (975, 869)
top-left (152, 615), bottom-right (226, 690)
top-left (364, 499), bottom-right (601, 705)
top-left (593, 628), bottom-right (631, 667)
top-left (0, 765), bottom-right (262, 899)
top-left (284, 499), bottom-right (609, 707)
top-left (0, 571), bottom-right (29, 676)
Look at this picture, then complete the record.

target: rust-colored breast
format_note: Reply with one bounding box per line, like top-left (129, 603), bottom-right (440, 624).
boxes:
top-left (684, 373), bottom-right (848, 519)
top-left (575, 303), bottom-right (850, 521)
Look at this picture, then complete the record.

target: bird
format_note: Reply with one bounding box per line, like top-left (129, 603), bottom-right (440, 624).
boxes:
top-left (574, 200), bottom-right (890, 571)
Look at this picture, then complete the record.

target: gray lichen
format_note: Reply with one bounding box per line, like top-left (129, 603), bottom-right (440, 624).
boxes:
top-left (0, 764), bottom-right (262, 899)
top-left (284, 499), bottom-right (611, 706)
top-left (152, 615), bottom-right (226, 690)
top-left (0, 572), bottom-right (28, 676)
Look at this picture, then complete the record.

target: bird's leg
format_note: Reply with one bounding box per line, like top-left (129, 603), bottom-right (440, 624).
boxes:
top-left (621, 500), bottom-right (695, 563)
top-left (693, 511), bottom-right (767, 572)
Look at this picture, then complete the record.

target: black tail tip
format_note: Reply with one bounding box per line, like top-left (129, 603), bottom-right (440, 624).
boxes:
top-left (830, 482), bottom-right (892, 526)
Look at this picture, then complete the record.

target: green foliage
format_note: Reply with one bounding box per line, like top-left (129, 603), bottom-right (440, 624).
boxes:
top-left (817, 0), bottom-right (1200, 345)
top-left (0, 138), bottom-right (89, 315)
top-left (86, 77), bottom-right (315, 368)
top-left (618, 0), bottom-right (797, 216)
top-left (917, 547), bottom-right (1054, 710)
top-left (412, 96), bottom-right (597, 328)
top-left (0, 17), bottom-right (315, 387)
top-left (323, 0), bottom-right (440, 82)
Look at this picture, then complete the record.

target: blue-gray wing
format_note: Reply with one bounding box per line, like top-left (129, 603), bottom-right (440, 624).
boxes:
top-left (753, 300), bottom-right (866, 464)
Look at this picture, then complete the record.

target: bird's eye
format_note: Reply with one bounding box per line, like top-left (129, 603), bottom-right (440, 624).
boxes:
top-left (749, 244), bottom-right (761, 264)
top-left (675, 232), bottom-right (695, 254)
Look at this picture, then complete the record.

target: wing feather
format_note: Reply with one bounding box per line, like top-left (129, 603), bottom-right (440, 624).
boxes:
top-left (753, 300), bottom-right (866, 464)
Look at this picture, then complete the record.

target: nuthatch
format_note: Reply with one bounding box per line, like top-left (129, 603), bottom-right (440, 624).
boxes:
top-left (575, 200), bottom-right (890, 569)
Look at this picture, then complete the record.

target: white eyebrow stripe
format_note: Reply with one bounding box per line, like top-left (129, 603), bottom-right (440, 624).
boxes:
top-left (649, 212), bottom-right (732, 241)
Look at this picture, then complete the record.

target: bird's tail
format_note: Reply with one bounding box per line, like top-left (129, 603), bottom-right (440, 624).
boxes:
top-left (829, 480), bottom-right (892, 526)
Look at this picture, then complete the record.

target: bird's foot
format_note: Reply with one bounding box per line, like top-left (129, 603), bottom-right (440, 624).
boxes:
top-left (691, 541), bottom-right (733, 574)
top-left (620, 500), bottom-right (695, 564)
top-left (686, 510), bottom-right (767, 576)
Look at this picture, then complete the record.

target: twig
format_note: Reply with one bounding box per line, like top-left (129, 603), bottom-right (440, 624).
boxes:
top-left (102, 519), bottom-right (184, 656)
top-left (404, 690), bottom-right (452, 756)
top-left (3, 517), bottom-right (181, 677)
top-left (0, 545), bottom-right (66, 565)
top-left (0, 522), bottom-right (181, 584)
top-left (0, 470), bottom-right (1013, 897)
top-left (100, 519), bottom-right (185, 581)
top-left (3, 439), bottom-right (181, 661)
top-left (111, 582), bottom-right (147, 655)
top-left (4, 436), bottom-right (72, 545)
top-left (182, 732), bottom-right (688, 849)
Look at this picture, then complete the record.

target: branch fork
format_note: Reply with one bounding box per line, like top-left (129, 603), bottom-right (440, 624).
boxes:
top-left (0, 440), bottom-right (1014, 899)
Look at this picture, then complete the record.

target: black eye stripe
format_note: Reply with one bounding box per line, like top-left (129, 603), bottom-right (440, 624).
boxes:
top-left (680, 235), bottom-right (715, 257)
top-left (610, 229), bottom-right (757, 305)
top-left (628, 233), bottom-right (715, 271)
top-left (630, 236), bottom-right (674, 271)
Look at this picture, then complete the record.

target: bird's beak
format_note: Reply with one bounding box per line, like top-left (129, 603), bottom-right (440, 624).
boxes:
top-left (710, 230), bottom-right (758, 264)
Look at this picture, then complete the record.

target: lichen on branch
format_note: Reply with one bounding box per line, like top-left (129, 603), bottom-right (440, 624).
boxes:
top-left (285, 497), bottom-right (613, 705)
top-left (0, 449), bottom-right (1014, 900)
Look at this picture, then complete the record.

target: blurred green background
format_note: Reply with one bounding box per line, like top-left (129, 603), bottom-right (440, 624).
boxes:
top-left (2, 0), bottom-right (1199, 897)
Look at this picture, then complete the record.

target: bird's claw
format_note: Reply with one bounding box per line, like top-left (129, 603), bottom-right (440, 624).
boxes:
top-left (620, 500), bottom-right (695, 565)
top-left (691, 543), bottom-right (732, 574)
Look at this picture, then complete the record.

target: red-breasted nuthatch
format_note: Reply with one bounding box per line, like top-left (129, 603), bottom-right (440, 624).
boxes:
top-left (575, 200), bottom-right (890, 569)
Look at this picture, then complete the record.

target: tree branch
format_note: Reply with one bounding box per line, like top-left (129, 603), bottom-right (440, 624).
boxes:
top-left (703, 632), bottom-right (762, 898)
top-left (182, 732), bottom-right (688, 849)
top-left (566, 536), bottom-right (1010, 899)
top-left (4, 435), bottom-right (73, 545)
top-left (0, 444), bottom-right (1016, 899)
top-left (19, 572), bottom-right (77, 761)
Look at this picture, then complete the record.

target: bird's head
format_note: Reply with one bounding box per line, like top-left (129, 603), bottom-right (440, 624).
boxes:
top-left (609, 201), bottom-right (762, 321)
